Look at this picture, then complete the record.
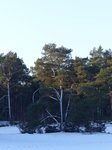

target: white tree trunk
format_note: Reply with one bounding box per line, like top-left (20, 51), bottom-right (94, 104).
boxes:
top-left (8, 83), bottom-right (11, 123)
top-left (32, 88), bottom-right (39, 103)
top-left (49, 86), bottom-right (64, 131)
top-left (64, 86), bottom-right (72, 129)
top-left (60, 88), bottom-right (63, 131)
top-left (64, 98), bottom-right (70, 128)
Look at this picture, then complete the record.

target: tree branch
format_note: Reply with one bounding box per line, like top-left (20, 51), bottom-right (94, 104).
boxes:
top-left (0, 85), bottom-right (7, 92)
top-left (46, 109), bottom-right (59, 124)
top-left (0, 95), bottom-right (8, 100)
top-left (0, 106), bottom-right (8, 116)
top-left (10, 81), bottom-right (21, 89)
top-left (40, 116), bottom-right (51, 123)
top-left (50, 87), bottom-right (60, 100)
top-left (36, 95), bottom-right (47, 104)
top-left (49, 96), bottom-right (59, 101)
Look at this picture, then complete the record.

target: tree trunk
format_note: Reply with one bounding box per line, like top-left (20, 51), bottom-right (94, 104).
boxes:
top-left (64, 86), bottom-right (72, 130)
top-left (60, 88), bottom-right (63, 131)
top-left (64, 98), bottom-right (70, 130)
top-left (8, 83), bottom-right (11, 123)
top-left (32, 88), bottom-right (39, 103)
top-left (110, 96), bottom-right (112, 110)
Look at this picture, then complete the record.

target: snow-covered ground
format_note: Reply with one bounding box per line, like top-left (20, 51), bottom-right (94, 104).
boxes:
top-left (0, 124), bottom-right (112, 150)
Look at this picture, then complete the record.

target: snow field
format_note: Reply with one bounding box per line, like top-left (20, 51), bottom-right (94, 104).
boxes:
top-left (0, 125), bottom-right (112, 150)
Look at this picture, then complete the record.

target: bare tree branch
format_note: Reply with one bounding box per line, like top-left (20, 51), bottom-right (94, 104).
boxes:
top-left (46, 109), bottom-right (59, 124)
top-left (49, 96), bottom-right (59, 101)
top-left (0, 106), bottom-right (8, 116)
top-left (0, 95), bottom-right (8, 100)
top-left (10, 81), bottom-right (21, 89)
top-left (36, 95), bottom-right (47, 104)
top-left (50, 87), bottom-right (60, 100)
top-left (40, 116), bottom-right (51, 123)
top-left (0, 85), bottom-right (7, 92)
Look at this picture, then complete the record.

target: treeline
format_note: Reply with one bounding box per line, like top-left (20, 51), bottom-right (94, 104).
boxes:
top-left (0, 44), bottom-right (112, 132)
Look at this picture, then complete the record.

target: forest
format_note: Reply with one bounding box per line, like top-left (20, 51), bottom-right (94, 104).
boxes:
top-left (0, 43), bottom-right (112, 133)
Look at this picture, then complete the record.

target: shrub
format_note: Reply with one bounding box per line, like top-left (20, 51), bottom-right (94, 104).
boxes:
top-left (85, 122), bottom-right (106, 133)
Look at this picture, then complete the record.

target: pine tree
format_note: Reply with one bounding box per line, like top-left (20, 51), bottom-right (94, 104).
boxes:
top-left (31, 43), bottom-right (73, 131)
top-left (0, 51), bottom-right (30, 123)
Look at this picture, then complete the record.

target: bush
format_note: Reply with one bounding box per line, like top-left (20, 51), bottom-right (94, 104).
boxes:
top-left (64, 122), bottom-right (75, 132)
top-left (18, 103), bottom-right (46, 134)
top-left (85, 122), bottom-right (106, 133)
top-left (64, 121), bottom-right (106, 133)
top-left (18, 122), bottom-right (36, 134)
top-left (45, 124), bottom-right (60, 133)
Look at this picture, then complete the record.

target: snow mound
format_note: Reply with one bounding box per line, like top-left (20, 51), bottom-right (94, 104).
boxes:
top-left (105, 123), bottom-right (112, 134)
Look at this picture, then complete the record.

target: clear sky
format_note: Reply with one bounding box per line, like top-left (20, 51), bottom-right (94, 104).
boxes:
top-left (0, 0), bottom-right (112, 68)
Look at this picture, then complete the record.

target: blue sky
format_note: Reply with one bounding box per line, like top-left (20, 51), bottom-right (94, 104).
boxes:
top-left (0, 0), bottom-right (112, 68)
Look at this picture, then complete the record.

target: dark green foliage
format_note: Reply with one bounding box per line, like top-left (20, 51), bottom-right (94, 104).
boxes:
top-left (27, 103), bottom-right (46, 127)
top-left (67, 97), bottom-right (97, 126)
top-left (19, 103), bottom-right (46, 133)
